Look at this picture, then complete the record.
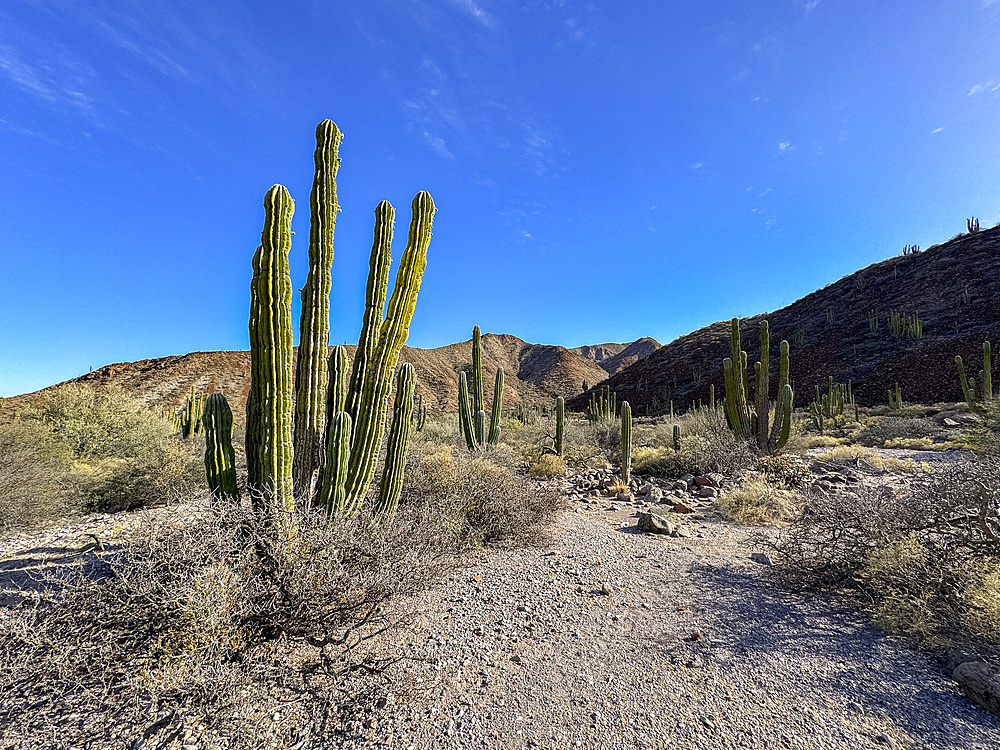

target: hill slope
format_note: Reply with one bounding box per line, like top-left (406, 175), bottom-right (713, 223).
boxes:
top-left (4, 334), bottom-right (659, 420)
top-left (569, 226), bottom-right (1000, 414)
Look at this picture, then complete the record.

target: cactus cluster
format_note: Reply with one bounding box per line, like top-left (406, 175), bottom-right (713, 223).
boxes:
top-left (867, 309), bottom-right (879, 334)
top-left (215, 119), bottom-right (435, 520)
top-left (620, 401), bottom-right (632, 484)
top-left (457, 326), bottom-right (503, 451)
top-left (808, 377), bottom-right (858, 432)
top-left (722, 318), bottom-right (793, 455)
top-left (968, 217), bottom-right (981, 234)
top-left (901, 245), bottom-right (920, 255)
top-left (888, 309), bottom-right (922, 340)
top-left (587, 385), bottom-right (618, 422)
top-left (179, 386), bottom-right (205, 438)
top-left (956, 341), bottom-right (993, 415)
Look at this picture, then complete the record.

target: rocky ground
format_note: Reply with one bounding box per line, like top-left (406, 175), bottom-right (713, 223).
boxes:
top-left (2, 457), bottom-right (999, 749)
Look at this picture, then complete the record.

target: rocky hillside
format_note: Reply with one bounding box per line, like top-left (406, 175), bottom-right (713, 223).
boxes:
top-left (3, 334), bottom-right (658, 421)
top-left (569, 226), bottom-right (1000, 414)
top-left (569, 337), bottom-right (660, 376)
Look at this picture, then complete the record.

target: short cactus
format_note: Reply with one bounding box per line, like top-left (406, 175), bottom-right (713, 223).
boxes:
top-left (457, 326), bottom-right (503, 450)
top-left (555, 396), bottom-right (565, 456)
top-left (203, 393), bottom-right (239, 503)
top-left (956, 341), bottom-right (992, 415)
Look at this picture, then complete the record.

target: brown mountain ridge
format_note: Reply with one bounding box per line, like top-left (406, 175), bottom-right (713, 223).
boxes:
top-left (2, 334), bottom-right (660, 421)
top-left (568, 225), bottom-right (1000, 415)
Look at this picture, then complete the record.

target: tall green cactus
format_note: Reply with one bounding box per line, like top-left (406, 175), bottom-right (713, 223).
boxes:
top-left (292, 120), bottom-right (343, 499)
top-left (957, 341), bottom-right (993, 415)
top-left (723, 318), bottom-right (793, 455)
top-left (620, 401), bottom-right (632, 484)
top-left (555, 396), bottom-right (565, 456)
top-left (247, 184), bottom-right (295, 516)
top-left (587, 385), bottom-right (618, 422)
top-left (457, 326), bottom-right (503, 450)
top-left (180, 386), bottom-right (205, 438)
top-left (203, 393), bottom-right (239, 503)
top-left (373, 363), bottom-right (416, 517)
top-left (673, 423), bottom-right (681, 451)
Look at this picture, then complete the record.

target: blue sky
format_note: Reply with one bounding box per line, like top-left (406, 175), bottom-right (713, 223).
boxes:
top-left (2, 0), bottom-right (1000, 396)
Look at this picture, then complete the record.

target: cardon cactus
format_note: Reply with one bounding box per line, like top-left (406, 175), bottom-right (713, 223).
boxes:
top-left (180, 386), bottom-right (205, 438)
top-left (722, 318), bottom-right (793, 455)
top-left (673, 423), bottom-right (681, 451)
top-left (292, 120), bottom-right (343, 499)
top-left (457, 325), bottom-right (503, 450)
top-left (957, 341), bottom-right (993, 415)
top-left (555, 396), bottom-right (565, 456)
top-left (587, 385), bottom-right (617, 422)
top-left (246, 184), bottom-right (295, 516)
top-left (620, 401), bottom-right (632, 484)
top-left (244, 121), bottom-right (435, 521)
top-left (202, 393), bottom-right (239, 503)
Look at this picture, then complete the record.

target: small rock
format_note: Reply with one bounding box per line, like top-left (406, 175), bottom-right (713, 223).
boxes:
top-left (698, 486), bottom-right (718, 499)
top-left (876, 732), bottom-right (896, 748)
top-left (750, 552), bottom-right (774, 566)
top-left (680, 473), bottom-right (695, 488)
top-left (693, 475), bottom-right (712, 487)
top-left (637, 510), bottom-right (675, 536)
top-left (638, 482), bottom-right (653, 496)
top-left (672, 502), bottom-right (696, 514)
top-left (705, 472), bottom-right (724, 487)
top-left (649, 486), bottom-right (665, 502)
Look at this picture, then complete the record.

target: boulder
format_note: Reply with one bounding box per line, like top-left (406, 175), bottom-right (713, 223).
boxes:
top-left (953, 660), bottom-right (1000, 717)
top-left (693, 475), bottom-right (712, 487)
top-left (637, 509), bottom-right (676, 535)
top-left (698, 486), bottom-right (718, 499)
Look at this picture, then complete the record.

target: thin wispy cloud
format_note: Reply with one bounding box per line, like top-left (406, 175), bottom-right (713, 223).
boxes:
top-left (931, 127), bottom-right (944, 134)
top-left (450, 0), bottom-right (495, 28)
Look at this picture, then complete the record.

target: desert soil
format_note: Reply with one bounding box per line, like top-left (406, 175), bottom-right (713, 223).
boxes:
top-left (2, 480), bottom-right (999, 750)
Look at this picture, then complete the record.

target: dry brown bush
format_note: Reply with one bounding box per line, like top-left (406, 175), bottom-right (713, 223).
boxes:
top-left (0, 420), bottom-right (76, 532)
top-left (772, 458), bottom-right (1000, 652)
top-left (1, 501), bottom-right (461, 749)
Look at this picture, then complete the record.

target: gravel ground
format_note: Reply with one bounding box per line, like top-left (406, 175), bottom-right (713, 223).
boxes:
top-left (336, 504), bottom-right (1000, 750)
top-left (2, 472), bottom-right (998, 750)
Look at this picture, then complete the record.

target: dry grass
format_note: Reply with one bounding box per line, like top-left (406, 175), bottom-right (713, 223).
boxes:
top-left (813, 445), bottom-right (928, 473)
top-left (799, 434), bottom-right (849, 448)
top-left (529, 453), bottom-right (568, 478)
top-left (714, 472), bottom-right (800, 524)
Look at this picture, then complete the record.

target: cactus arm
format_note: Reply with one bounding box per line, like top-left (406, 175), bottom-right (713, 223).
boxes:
top-left (487, 366), bottom-right (504, 446)
top-left (374, 364), bottom-right (416, 517)
top-left (342, 192), bottom-right (436, 509)
top-left (755, 321), bottom-right (770, 452)
top-left (317, 411), bottom-right (352, 514)
top-left (345, 201), bottom-right (395, 423)
top-left (247, 184), bottom-right (295, 516)
top-left (472, 326), bottom-right (485, 444)
top-left (458, 371), bottom-right (479, 451)
top-left (203, 393), bottom-right (239, 503)
top-left (555, 396), bottom-right (565, 456)
top-left (292, 120), bottom-right (343, 498)
top-left (620, 401), bottom-right (632, 484)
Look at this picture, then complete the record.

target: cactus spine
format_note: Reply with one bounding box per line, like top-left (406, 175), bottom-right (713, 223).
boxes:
top-left (247, 185), bottom-right (295, 516)
top-left (555, 396), bottom-right (565, 456)
top-left (292, 120), bottom-right (342, 499)
top-left (620, 401), bottom-right (632, 484)
top-left (723, 318), bottom-right (793, 455)
top-left (457, 326), bottom-right (503, 450)
top-left (374, 363), bottom-right (416, 517)
top-left (203, 393), bottom-right (239, 503)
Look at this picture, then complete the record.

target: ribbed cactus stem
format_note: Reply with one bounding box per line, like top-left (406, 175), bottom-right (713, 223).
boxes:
top-left (984, 342), bottom-right (993, 399)
top-left (709, 383), bottom-right (715, 411)
top-left (374, 363), bottom-right (416, 517)
top-left (341, 192), bottom-right (435, 511)
top-left (487, 366), bottom-right (503, 446)
top-left (247, 184), bottom-right (295, 517)
top-left (345, 201), bottom-right (395, 424)
top-left (620, 401), bottom-right (632, 484)
top-left (317, 411), bottom-right (352, 514)
top-left (755, 321), bottom-right (770, 452)
top-left (472, 325), bottom-right (484, 445)
top-left (203, 393), bottom-right (239, 503)
top-left (555, 396), bottom-right (565, 456)
top-left (458, 371), bottom-right (479, 451)
top-left (292, 119), bottom-right (343, 499)
top-left (673, 423), bottom-right (681, 451)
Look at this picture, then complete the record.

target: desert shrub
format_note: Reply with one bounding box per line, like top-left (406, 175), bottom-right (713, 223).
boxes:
top-left (754, 455), bottom-right (812, 487)
top-left (800, 434), bottom-right (849, 448)
top-left (813, 445), bottom-right (927, 473)
top-left (773, 458), bottom-right (1000, 651)
top-left (882, 436), bottom-right (941, 450)
top-left (857, 417), bottom-right (939, 447)
top-left (0, 502), bottom-right (460, 748)
top-left (402, 447), bottom-right (556, 547)
top-left (0, 419), bottom-right (76, 532)
top-left (529, 453), bottom-right (568, 478)
top-left (631, 410), bottom-right (754, 478)
top-left (714, 472), bottom-right (799, 524)
top-left (10, 384), bottom-right (203, 517)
